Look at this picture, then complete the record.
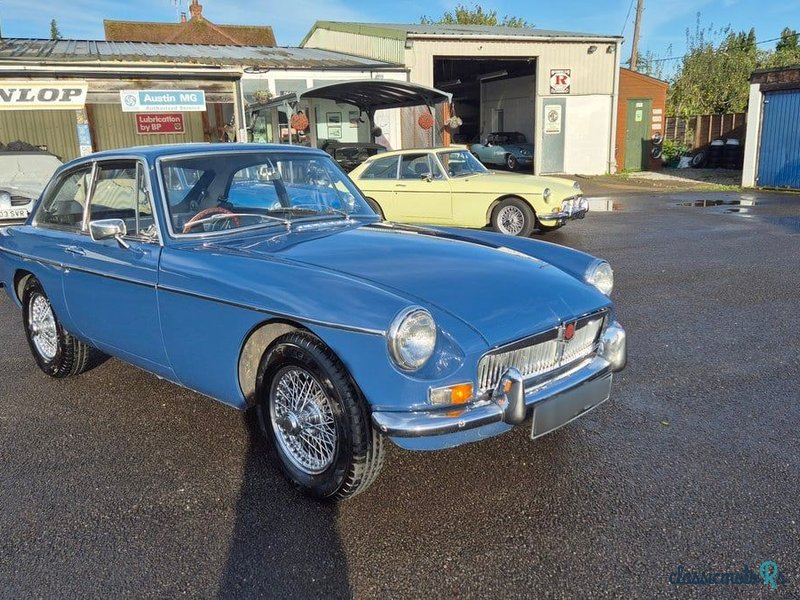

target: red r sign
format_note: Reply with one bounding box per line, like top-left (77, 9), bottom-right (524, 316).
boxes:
top-left (549, 70), bottom-right (571, 94)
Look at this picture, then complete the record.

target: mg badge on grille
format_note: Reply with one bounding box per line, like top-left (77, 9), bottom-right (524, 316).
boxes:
top-left (564, 322), bottom-right (576, 341)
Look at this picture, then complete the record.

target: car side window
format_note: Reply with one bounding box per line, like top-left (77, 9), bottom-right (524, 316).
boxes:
top-left (35, 165), bottom-right (93, 231)
top-left (89, 161), bottom-right (157, 241)
top-left (360, 156), bottom-right (399, 179)
top-left (399, 154), bottom-right (434, 180)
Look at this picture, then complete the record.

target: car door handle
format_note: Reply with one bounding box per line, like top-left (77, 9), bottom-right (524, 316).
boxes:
top-left (395, 184), bottom-right (407, 188)
top-left (64, 245), bottom-right (85, 256)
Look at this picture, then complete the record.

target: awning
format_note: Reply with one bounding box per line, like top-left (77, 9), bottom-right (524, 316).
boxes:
top-left (254, 79), bottom-right (452, 113)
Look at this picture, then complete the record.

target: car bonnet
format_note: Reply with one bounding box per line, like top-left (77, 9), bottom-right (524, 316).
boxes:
top-left (215, 223), bottom-right (609, 347)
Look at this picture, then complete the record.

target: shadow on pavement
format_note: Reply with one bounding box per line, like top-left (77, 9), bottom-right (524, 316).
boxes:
top-left (217, 410), bottom-right (351, 599)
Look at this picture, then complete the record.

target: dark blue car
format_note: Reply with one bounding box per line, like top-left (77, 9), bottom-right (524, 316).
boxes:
top-left (0, 143), bottom-right (626, 499)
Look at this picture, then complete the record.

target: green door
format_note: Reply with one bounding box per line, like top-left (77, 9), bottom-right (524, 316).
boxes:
top-left (624, 99), bottom-right (651, 171)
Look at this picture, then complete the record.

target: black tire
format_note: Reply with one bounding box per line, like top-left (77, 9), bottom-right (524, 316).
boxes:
top-left (22, 277), bottom-right (107, 378)
top-left (690, 151), bottom-right (707, 168)
top-left (364, 197), bottom-right (384, 219)
top-left (256, 331), bottom-right (385, 500)
top-left (491, 197), bottom-right (535, 237)
top-left (506, 154), bottom-right (518, 171)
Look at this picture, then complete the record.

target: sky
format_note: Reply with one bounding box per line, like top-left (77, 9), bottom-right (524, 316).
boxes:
top-left (0, 0), bottom-right (797, 71)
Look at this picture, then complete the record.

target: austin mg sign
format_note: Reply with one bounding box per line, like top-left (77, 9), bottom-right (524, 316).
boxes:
top-left (136, 113), bottom-right (186, 134)
top-left (120, 90), bottom-right (206, 112)
top-left (0, 81), bottom-right (88, 110)
top-left (549, 69), bottom-right (571, 95)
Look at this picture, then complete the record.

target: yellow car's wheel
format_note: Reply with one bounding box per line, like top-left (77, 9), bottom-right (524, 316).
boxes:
top-left (492, 197), bottom-right (535, 237)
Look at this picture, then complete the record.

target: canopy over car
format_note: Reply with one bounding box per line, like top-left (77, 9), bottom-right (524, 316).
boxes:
top-left (248, 79), bottom-right (453, 147)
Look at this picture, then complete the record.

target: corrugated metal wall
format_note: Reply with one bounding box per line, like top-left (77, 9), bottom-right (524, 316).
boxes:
top-left (757, 89), bottom-right (800, 189)
top-left (0, 110), bottom-right (79, 160)
top-left (89, 104), bottom-right (206, 150)
top-left (304, 29), bottom-right (405, 64)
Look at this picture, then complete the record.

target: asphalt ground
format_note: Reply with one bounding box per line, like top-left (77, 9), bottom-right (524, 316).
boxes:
top-left (1, 190), bottom-right (799, 598)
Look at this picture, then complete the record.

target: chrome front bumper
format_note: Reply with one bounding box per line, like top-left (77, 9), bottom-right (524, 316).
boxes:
top-left (372, 322), bottom-right (626, 440)
top-left (539, 196), bottom-right (589, 224)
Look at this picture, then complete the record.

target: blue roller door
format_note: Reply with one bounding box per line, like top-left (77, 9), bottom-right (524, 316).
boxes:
top-left (757, 89), bottom-right (800, 189)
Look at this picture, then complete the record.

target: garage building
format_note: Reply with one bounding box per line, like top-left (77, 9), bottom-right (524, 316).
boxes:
top-left (301, 22), bottom-right (622, 174)
top-left (742, 65), bottom-right (800, 189)
top-left (0, 38), bottom-right (403, 161)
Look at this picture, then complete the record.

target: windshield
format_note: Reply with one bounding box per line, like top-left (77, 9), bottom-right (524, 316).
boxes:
top-left (159, 151), bottom-right (376, 235)
top-left (437, 150), bottom-right (489, 178)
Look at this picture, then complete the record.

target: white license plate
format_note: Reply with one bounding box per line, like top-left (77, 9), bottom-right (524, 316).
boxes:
top-left (0, 208), bottom-right (28, 220)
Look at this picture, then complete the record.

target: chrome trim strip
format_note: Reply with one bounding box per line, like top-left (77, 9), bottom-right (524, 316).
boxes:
top-left (156, 283), bottom-right (386, 336)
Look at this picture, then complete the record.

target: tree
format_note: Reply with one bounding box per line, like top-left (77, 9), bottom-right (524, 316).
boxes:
top-left (768, 27), bottom-right (800, 68)
top-left (667, 17), bottom-right (761, 116)
top-left (775, 27), bottom-right (798, 53)
top-left (421, 3), bottom-right (529, 28)
top-left (49, 19), bottom-right (61, 40)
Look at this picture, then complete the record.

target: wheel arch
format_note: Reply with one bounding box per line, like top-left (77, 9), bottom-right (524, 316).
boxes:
top-left (238, 318), bottom-right (308, 407)
top-left (364, 196), bottom-right (384, 219)
top-left (485, 194), bottom-right (536, 226)
top-left (13, 269), bottom-right (35, 303)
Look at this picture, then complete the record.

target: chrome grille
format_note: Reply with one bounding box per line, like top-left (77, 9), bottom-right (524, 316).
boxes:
top-left (477, 313), bottom-right (606, 391)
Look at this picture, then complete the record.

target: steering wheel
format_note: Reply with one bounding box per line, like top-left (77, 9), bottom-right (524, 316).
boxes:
top-left (182, 207), bottom-right (240, 233)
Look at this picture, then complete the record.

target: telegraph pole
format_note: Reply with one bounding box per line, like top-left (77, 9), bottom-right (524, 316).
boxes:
top-left (629, 0), bottom-right (644, 71)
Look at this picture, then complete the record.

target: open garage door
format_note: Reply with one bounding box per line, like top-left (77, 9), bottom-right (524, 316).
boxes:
top-left (433, 57), bottom-right (536, 161)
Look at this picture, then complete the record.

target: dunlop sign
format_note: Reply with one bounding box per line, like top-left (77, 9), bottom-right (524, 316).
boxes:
top-left (120, 90), bottom-right (206, 112)
top-left (0, 81), bottom-right (88, 110)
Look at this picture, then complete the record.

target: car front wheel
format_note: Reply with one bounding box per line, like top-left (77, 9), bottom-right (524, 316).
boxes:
top-left (506, 154), bottom-right (518, 170)
top-left (492, 197), bottom-right (535, 237)
top-left (257, 331), bottom-right (385, 500)
top-left (22, 277), bottom-right (106, 378)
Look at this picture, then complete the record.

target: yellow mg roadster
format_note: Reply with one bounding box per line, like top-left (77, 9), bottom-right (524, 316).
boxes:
top-left (348, 147), bottom-right (588, 236)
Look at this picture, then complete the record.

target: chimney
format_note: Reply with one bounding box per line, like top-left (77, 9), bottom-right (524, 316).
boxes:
top-left (189, 0), bottom-right (203, 20)
top-left (180, 12), bottom-right (187, 22)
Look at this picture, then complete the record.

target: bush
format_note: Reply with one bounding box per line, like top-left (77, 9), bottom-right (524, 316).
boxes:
top-left (662, 139), bottom-right (692, 164)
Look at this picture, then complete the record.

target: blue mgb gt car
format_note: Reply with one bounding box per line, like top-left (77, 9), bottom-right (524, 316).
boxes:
top-left (0, 144), bottom-right (626, 500)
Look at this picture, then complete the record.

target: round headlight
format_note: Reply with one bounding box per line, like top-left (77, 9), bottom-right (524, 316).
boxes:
top-left (388, 307), bottom-right (437, 371)
top-left (573, 181), bottom-right (582, 190)
top-left (542, 187), bottom-right (551, 202)
top-left (585, 260), bottom-right (614, 296)
top-left (0, 190), bottom-right (11, 204)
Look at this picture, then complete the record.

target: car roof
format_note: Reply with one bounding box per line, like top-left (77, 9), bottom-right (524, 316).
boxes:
top-left (60, 143), bottom-right (328, 169)
top-left (365, 146), bottom-right (468, 159)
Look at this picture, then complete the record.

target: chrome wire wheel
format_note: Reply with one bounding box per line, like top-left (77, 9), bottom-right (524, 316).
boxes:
top-left (269, 366), bottom-right (337, 475)
top-left (29, 294), bottom-right (58, 361)
top-left (496, 204), bottom-right (525, 235)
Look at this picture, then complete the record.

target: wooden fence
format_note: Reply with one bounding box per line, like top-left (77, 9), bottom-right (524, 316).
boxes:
top-left (664, 113), bottom-right (747, 150)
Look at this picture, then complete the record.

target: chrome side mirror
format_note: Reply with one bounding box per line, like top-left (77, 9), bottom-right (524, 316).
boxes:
top-left (419, 172), bottom-right (433, 182)
top-left (90, 218), bottom-right (130, 249)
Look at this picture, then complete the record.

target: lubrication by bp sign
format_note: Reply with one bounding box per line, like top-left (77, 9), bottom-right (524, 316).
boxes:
top-left (119, 90), bottom-right (206, 112)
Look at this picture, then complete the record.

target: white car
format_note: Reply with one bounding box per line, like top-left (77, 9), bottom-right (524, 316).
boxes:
top-left (0, 152), bottom-right (63, 223)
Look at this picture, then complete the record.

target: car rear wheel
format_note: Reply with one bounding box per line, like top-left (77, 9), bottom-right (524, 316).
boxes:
top-left (364, 197), bottom-right (384, 219)
top-left (506, 154), bottom-right (518, 170)
top-left (257, 331), bottom-right (385, 500)
top-left (492, 197), bottom-right (535, 237)
top-left (22, 277), bottom-right (107, 378)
